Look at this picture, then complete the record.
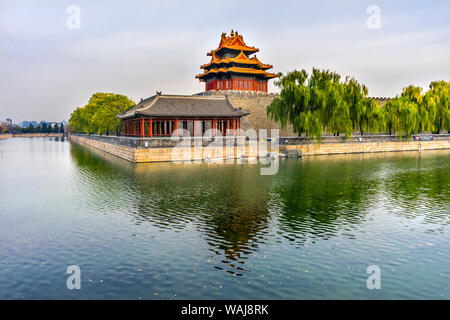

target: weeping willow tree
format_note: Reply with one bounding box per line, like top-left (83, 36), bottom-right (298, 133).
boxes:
top-left (344, 78), bottom-right (366, 135)
top-left (267, 68), bottom-right (376, 141)
top-left (419, 87), bottom-right (438, 133)
top-left (343, 78), bottom-right (385, 136)
top-left (384, 82), bottom-right (449, 139)
top-left (69, 93), bottom-right (135, 135)
top-left (427, 81), bottom-right (450, 133)
top-left (384, 96), bottom-right (419, 140)
top-left (268, 68), bottom-right (449, 142)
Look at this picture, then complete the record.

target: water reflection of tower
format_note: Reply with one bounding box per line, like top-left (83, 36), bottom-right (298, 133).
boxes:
top-left (129, 164), bottom-right (274, 274)
top-left (204, 199), bottom-right (271, 275)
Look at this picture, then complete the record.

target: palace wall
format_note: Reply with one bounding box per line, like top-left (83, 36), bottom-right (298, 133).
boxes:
top-left (197, 91), bottom-right (297, 136)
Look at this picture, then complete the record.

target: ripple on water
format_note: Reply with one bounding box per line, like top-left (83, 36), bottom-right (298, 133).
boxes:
top-left (0, 140), bottom-right (449, 299)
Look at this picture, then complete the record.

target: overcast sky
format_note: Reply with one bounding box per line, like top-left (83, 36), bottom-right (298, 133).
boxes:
top-left (1, 0), bottom-right (449, 123)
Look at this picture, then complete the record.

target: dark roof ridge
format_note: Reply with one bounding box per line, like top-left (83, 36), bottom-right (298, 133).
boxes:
top-left (117, 93), bottom-right (250, 120)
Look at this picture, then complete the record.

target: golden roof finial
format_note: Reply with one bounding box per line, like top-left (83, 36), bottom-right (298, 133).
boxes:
top-left (230, 29), bottom-right (235, 37)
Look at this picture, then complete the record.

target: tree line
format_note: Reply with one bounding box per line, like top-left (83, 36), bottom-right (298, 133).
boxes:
top-left (21, 122), bottom-right (65, 134)
top-left (267, 68), bottom-right (449, 141)
top-left (69, 93), bottom-right (135, 136)
top-left (69, 74), bottom-right (449, 140)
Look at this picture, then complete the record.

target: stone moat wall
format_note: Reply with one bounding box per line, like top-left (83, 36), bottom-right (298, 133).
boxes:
top-left (70, 133), bottom-right (450, 163)
top-left (280, 135), bottom-right (450, 156)
top-left (70, 134), bottom-right (262, 163)
top-left (0, 133), bottom-right (64, 139)
top-left (197, 90), bottom-right (296, 136)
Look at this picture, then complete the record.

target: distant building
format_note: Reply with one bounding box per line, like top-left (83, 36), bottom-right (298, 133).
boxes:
top-left (20, 121), bottom-right (38, 128)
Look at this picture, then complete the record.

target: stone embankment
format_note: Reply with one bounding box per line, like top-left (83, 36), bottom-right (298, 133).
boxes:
top-left (279, 134), bottom-right (450, 156)
top-left (0, 133), bottom-right (64, 139)
top-left (70, 133), bottom-right (450, 163)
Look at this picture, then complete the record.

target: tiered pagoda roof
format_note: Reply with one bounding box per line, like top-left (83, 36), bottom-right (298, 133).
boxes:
top-left (206, 31), bottom-right (259, 56)
top-left (200, 51), bottom-right (273, 70)
top-left (196, 30), bottom-right (277, 86)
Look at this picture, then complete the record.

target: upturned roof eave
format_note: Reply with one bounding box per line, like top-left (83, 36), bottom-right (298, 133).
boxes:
top-left (120, 111), bottom-right (248, 119)
top-left (207, 46), bottom-right (259, 56)
top-left (196, 69), bottom-right (277, 79)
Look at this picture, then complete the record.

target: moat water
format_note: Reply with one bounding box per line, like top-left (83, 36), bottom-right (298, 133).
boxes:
top-left (0, 137), bottom-right (448, 299)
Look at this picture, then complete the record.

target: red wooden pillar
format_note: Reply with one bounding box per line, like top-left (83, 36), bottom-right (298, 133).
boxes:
top-left (174, 119), bottom-right (178, 136)
top-left (123, 121), bottom-right (126, 136)
top-left (149, 119), bottom-right (152, 138)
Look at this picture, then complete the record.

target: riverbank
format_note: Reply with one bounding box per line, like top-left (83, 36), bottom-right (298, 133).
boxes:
top-left (70, 133), bottom-right (450, 163)
top-left (280, 134), bottom-right (450, 156)
top-left (70, 134), bottom-right (260, 162)
top-left (0, 133), bottom-right (64, 139)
